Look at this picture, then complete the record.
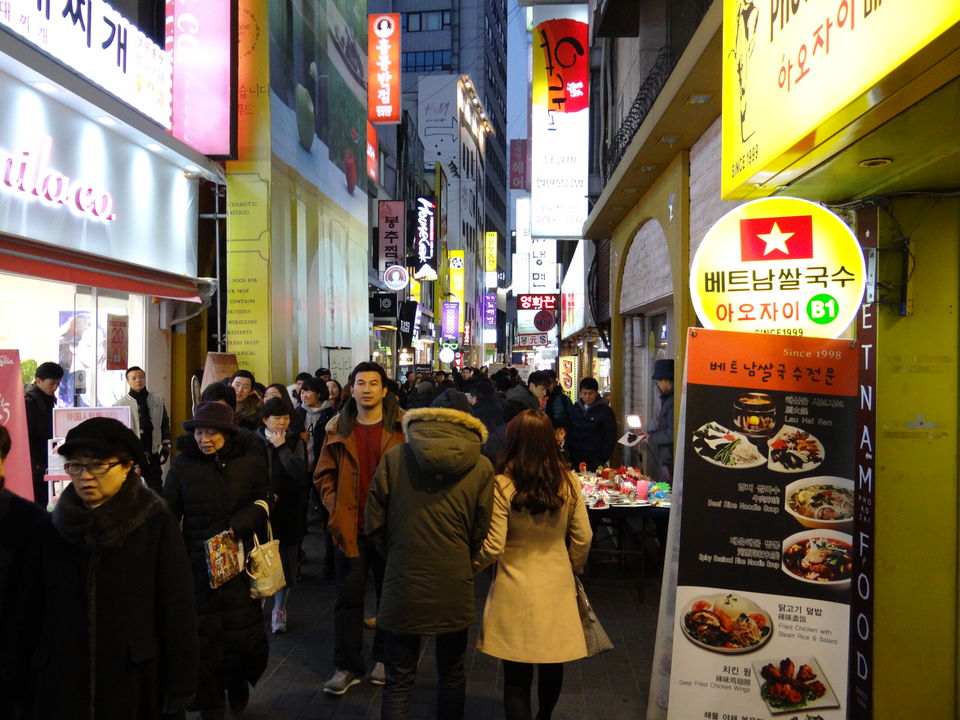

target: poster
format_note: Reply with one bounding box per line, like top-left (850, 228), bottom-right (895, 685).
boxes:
top-left (0, 349), bottom-right (32, 500)
top-left (105, 314), bottom-right (129, 371)
top-left (668, 329), bottom-right (857, 720)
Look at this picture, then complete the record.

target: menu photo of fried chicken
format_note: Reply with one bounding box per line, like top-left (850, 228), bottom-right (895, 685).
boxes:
top-left (752, 656), bottom-right (840, 715)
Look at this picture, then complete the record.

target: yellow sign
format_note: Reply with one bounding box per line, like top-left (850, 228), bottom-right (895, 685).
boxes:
top-left (689, 197), bottom-right (865, 338)
top-left (410, 278), bottom-right (421, 303)
top-left (559, 356), bottom-right (579, 403)
top-left (449, 250), bottom-right (465, 332)
top-left (721, 0), bottom-right (960, 199)
top-left (485, 231), bottom-right (497, 273)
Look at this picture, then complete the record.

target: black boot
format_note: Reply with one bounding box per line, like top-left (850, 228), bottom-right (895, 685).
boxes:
top-left (227, 680), bottom-right (249, 714)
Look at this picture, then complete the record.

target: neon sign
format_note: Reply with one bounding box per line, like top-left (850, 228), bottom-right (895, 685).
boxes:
top-left (1, 136), bottom-right (116, 221)
top-left (413, 196), bottom-right (437, 281)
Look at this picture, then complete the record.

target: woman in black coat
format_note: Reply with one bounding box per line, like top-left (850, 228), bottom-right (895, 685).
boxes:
top-left (163, 402), bottom-right (270, 720)
top-left (256, 398), bottom-right (307, 634)
top-left (29, 418), bottom-right (198, 720)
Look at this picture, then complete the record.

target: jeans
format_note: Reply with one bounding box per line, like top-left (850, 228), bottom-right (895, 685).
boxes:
top-left (381, 628), bottom-right (468, 720)
top-left (333, 536), bottom-right (385, 675)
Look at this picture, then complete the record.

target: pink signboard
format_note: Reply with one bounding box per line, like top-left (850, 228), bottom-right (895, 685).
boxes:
top-left (0, 350), bottom-right (32, 500)
top-left (165, 0), bottom-right (235, 156)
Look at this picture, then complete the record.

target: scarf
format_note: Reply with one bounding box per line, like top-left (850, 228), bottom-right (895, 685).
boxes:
top-left (128, 388), bottom-right (154, 451)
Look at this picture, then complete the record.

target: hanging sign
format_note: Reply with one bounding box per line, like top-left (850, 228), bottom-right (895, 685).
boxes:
top-left (368, 13), bottom-right (401, 124)
top-left (412, 196), bottom-right (438, 281)
top-left (441, 302), bottom-right (459, 341)
top-left (690, 197), bottom-right (865, 338)
top-left (667, 328), bottom-right (857, 720)
top-left (378, 200), bottom-right (404, 276)
top-left (105, 314), bottom-right (128, 370)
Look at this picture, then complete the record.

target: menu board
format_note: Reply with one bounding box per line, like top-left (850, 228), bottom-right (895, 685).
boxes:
top-left (668, 329), bottom-right (857, 720)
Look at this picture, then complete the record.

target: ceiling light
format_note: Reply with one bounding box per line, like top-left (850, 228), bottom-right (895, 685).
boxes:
top-left (184, 164), bottom-right (201, 175)
top-left (858, 157), bottom-right (893, 168)
top-left (97, 116), bottom-right (117, 126)
top-left (659, 135), bottom-right (680, 144)
top-left (30, 81), bottom-right (58, 94)
top-left (639, 164), bottom-right (658, 173)
top-left (687, 93), bottom-right (714, 104)
top-left (146, 143), bottom-right (164, 152)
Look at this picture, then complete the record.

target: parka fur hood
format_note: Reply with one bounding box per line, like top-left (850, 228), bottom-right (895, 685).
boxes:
top-left (401, 407), bottom-right (488, 479)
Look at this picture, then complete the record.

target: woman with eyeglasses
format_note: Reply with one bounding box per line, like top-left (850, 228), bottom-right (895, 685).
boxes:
top-left (26, 417), bottom-right (198, 720)
top-left (163, 401), bottom-right (270, 720)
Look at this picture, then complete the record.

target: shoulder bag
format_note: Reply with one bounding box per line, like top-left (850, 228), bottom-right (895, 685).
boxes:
top-left (246, 499), bottom-right (286, 599)
top-left (575, 575), bottom-right (614, 656)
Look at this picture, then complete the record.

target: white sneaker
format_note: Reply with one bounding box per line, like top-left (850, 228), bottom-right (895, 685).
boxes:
top-left (369, 661), bottom-right (386, 685)
top-left (323, 668), bottom-right (362, 695)
top-left (271, 608), bottom-right (287, 634)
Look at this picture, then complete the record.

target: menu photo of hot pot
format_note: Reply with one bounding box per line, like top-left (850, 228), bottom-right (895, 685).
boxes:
top-left (668, 329), bottom-right (858, 720)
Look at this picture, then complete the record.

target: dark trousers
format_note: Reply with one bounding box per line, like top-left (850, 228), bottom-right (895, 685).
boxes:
top-left (381, 628), bottom-right (468, 720)
top-left (140, 453), bottom-right (164, 494)
top-left (333, 536), bottom-right (385, 675)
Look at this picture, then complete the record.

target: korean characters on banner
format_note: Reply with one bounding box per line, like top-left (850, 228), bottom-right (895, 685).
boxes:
top-left (368, 13), bottom-right (401, 124)
top-left (690, 197), bottom-right (865, 339)
top-left (529, 236), bottom-right (557, 293)
top-left (668, 328), bottom-right (858, 720)
top-left (530, 4), bottom-right (588, 237)
top-left (378, 200), bottom-right (404, 278)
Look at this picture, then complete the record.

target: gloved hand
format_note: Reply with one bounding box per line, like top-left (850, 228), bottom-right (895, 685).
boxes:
top-left (159, 442), bottom-right (171, 464)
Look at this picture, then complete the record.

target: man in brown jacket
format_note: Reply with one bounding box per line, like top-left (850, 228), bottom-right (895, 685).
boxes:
top-left (314, 361), bottom-right (405, 696)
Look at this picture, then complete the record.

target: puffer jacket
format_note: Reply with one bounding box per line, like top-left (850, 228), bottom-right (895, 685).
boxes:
top-left (162, 431), bottom-right (270, 710)
top-left (366, 407), bottom-right (494, 635)
top-left (314, 393), bottom-right (405, 558)
top-left (565, 396), bottom-right (618, 470)
top-left (255, 426), bottom-right (307, 546)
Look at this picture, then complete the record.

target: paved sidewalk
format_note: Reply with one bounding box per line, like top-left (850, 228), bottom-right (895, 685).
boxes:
top-left (188, 516), bottom-right (662, 720)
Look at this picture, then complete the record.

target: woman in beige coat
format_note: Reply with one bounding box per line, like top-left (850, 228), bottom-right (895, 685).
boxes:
top-left (474, 410), bottom-right (593, 720)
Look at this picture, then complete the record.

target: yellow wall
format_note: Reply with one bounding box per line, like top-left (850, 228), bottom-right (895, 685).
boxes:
top-left (874, 197), bottom-right (959, 718)
top-left (609, 153), bottom-right (692, 424)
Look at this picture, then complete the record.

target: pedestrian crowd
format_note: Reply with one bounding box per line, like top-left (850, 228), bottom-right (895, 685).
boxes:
top-left (1, 357), bottom-right (675, 720)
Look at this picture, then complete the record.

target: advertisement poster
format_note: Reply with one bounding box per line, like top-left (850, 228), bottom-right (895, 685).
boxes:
top-left (53, 406), bottom-right (132, 438)
top-left (668, 328), bottom-right (857, 720)
top-left (0, 349), bottom-right (31, 500)
top-left (105, 314), bottom-right (129, 371)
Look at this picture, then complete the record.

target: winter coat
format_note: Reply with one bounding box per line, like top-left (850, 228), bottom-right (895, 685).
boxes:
top-left (255, 427), bottom-right (308, 546)
top-left (314, 393), bottom-right (405, 558)
top-left (474, 471), bottom-right (592, 663)
top-left (565, 397), bottom-right (618, 470)
top-left (0, 488), bottom-right (45, 718)
top-left (296, 405), bottom-right (338, 473)
top-left (24, 383), bottom-right (55, 482)
top-left (162, 431), bottom-right (270, 710)
top-left (30, 474), bottom-right (198, 720)
top-left (470, 394), bottom-right (507, 465)
top-left (544, 387), bottom-right (574, 429)
top-left (365, 408), bottom-right (494, 636)
top-left (114, 390), bottom-right (170, 455)
top-left (505, 383), bottom-right (538, 412)
top-left (646, 389), bottom-right (675, 471)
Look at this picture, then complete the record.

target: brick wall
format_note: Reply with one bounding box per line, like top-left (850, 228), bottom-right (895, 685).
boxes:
top-left (620, 218), bottom-right (671, 314)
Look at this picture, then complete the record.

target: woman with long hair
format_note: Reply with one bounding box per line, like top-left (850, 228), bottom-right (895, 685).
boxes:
top-left (474, 410), bottom-right (592, 720)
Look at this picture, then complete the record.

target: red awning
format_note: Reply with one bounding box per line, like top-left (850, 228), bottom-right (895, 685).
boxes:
top-left (0, 234), bottom-right (202, 301)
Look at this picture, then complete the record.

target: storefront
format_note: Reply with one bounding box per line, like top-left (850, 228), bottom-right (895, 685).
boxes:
top-left (0, 42), bottom-right (217, 411)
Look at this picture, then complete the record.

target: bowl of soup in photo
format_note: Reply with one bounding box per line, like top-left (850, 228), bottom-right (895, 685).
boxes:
top-left (781, 529), bottom-right (853, 591)
top-left (784, 477), bottom-right (855, 532)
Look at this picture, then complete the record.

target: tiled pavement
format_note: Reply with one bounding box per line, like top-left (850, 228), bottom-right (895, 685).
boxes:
top-left (188, 516), bottom-right (663, 720)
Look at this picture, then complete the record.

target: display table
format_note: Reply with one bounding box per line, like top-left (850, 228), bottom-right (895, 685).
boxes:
top-left (586, 502), bottom-right (670, 599)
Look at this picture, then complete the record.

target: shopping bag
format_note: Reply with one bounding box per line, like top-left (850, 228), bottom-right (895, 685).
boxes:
top-left (246, 499), bottom-right (286, 599)
top-left (575, 576), bottom-right (614, 656)
top-left (204, 530), bottom-right (244, 589)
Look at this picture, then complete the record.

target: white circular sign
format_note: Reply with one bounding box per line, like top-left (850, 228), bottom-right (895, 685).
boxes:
top-left (383, 265), bottom-right (409, 291)
top-left (439, 347), bottom-right (455, 363)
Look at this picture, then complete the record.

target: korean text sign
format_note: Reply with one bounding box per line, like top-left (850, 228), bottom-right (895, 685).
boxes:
top-left (721, 0), bottom-right (960, 198)
top-left (668, 328), bottom-right (857, 720)
top-left (368, 13), bottom-right (401, 124)
top-left (690, 197), bottom-right (865, 338)
top-left (530, 4), bottom-right (588, 237)
top-left (378, 200), bottom-right (404, 277)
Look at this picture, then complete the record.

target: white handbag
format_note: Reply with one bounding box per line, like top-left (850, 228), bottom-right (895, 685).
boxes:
top-left (246, 499), bottom-right (286, 599)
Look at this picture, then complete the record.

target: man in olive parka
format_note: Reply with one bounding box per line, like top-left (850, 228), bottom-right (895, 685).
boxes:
top-left (365, 390), bottom-right (494, 720)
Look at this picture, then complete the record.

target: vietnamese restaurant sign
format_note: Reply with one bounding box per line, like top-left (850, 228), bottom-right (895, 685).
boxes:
top-left (721, 0), bottom-right (960, 199)
top-left (690, 197), bottom-right (865, 338)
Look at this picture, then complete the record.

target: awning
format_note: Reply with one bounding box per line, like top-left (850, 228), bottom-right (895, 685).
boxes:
top-left (0, 234), bottom-right (203, 301)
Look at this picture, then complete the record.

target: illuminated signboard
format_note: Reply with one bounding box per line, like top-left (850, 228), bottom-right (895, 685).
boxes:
top-left (509, 138), bottom-right (529, 191)
top-left (529, 236), bottom-right (557, 293)
top-left (366, 121), bottom-right (379, 181)
top-left (721, 0), bottom-right (960, 199)
top-left (441, 301), bottom-right (459, 341)
top-left (530, 5), bottom-right (588, 237)
top-left (482, 292), bottom-right (497, 344)
top-left (1, 0), bottom-right (173, 127)
top-left (517, 294), bottom-right (558, 311)
top-left (378, 200), bottom-right (404, 277)
top-left (689, 197), bottom-right (866, 338)
top-left (368, 13), bottom-right (401, 124)
top-left (449, 250), bottom-right (465, 332)
top-left (412, 196), bottom-right (438, 281)
top-left (165, 0), bottom-right (234, 156)
top-left (485, 230), bottom-right (498, 288)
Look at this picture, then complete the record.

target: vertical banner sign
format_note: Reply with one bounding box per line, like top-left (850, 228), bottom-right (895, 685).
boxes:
top-left (378, 200), bottom-right (404, 277)
top-left (449, 250), bottom-right (465, 333)
top-left (368, 13), bottom-right (401, 124)
top-left (0, 349), bottom-right (31, 500)
top-left (441, 302), bottom-right (460, 341)
top-left (483, 292), bottom-right (497, 344)
top-left (531, 4), bottom-right (589, 237)
top-left (397, 301), bottom-right (420, 348)
top-left (412, 196), bottom-right (438, 281)
top-left (165, 0), bottom-right (235, 156)
top-left (668, 328), bottom-right (857, 720)
top-left (485, 231), bottom-right (498, 288)
top-left (509, 138), bottom-right (529, 190)
top-left (559, 356), bottom-right (578, 403)
top-left (105, 314), bottom-right (129, 370)
top-left (529, 236), bottom-right (558, 293)
top-left (850, 207), bottom-right (878, 719)
top-left (367, 121), bottom-right (379, 182)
